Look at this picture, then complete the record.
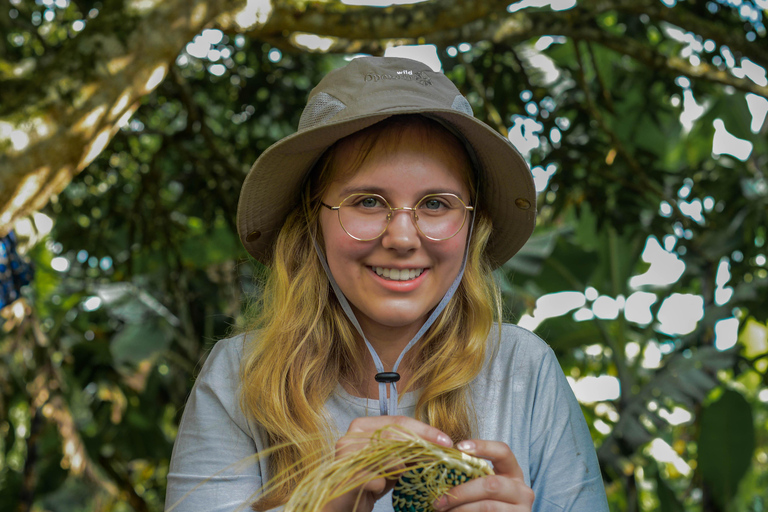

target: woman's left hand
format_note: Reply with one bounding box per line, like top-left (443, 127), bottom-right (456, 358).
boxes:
top-left (432, 440), bottom-right (534, 512)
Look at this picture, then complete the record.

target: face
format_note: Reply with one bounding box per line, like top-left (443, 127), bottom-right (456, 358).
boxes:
top-left (319, 123), bottom-right (473, 341)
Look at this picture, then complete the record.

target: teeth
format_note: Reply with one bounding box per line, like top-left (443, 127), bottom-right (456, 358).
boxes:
top-left (374, 267), bottom-right (424, 281)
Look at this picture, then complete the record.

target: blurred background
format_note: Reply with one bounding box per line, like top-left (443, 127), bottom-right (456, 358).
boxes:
top-left (1, 0), bottom-right (767, 510)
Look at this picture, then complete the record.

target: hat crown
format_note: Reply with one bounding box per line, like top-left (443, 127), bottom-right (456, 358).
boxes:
top-left (238, 56), bottom-right (537, 267)
top-left (298, 56), bottom-right (473, 132)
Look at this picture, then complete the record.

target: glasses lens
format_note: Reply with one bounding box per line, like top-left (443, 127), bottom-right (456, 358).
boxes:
top-left (415, 194), bottom-right (468, 240)
top-left (338, 194), bottom-right (390, 240)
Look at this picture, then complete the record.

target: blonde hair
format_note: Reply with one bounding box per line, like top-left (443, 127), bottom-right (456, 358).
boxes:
top-left (238, 116), bottom-right (502, 510)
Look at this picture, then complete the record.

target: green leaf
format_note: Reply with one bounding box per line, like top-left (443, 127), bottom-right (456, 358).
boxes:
top-left (698, 389), bottom-right (755, 509)
top-left (680, 118), bottom-right (715, 168)
top-left (180, 216), bottom-right (241, 267)
top-left (504, 230), bottom-right (560, 276)
top-left (707, 93), bottom-right (754, 141)
top-left (534, 238), bottom-right (599, 293)
top-left (535, 316), bottom-right (602, 352)
top-left (0, 470), bottom-right (21, 510)
top-left (598, 347), bottom-right (739, 468)
top-left (634, 110), bottom-right (680, 159)
top-left (656, 474), bottom-right (684, 512)
top-left (571, 202), bottom-right (600, 252)
top-left (589, 229), bottom-right (642, 296)
top-left (739, 317), bottom-right (768, 359)
top-left (110, 317), bottom-right (170, 365)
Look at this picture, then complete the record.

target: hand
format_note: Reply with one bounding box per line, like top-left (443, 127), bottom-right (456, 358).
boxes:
top-left (432, 440), bottom-right (534, 512)
top-left (322, 416), bottom-right (453, 512)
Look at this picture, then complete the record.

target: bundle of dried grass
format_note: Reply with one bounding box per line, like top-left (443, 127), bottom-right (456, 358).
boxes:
top-left (282, 425), bottom-right (493, 512)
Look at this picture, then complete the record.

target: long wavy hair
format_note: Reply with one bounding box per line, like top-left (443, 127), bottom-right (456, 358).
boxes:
top-left (238, 116), bottom-right (502, 510)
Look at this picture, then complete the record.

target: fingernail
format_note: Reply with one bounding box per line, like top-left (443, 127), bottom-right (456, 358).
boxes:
top-left (437, 434), bottom-right (452, 446)
top-left (457, 441), bottom-right (475, 452)
top-left (433, 497), bottom-right (447, 510)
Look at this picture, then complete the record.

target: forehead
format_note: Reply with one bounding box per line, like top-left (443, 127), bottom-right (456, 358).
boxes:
top-left (323, 117), bottom-right (475, 195)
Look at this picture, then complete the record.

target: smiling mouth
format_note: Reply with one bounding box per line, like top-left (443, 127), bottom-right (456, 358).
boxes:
top-left (373, 266), bottom-right (425, 281)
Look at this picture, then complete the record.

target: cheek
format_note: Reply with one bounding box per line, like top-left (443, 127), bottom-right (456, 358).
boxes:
top-left (435, 231), bottom-right (469, 266)
top-left (320, 212), bottom-right (370, 268)
top-left (327, 238), bottom-right (369, 266)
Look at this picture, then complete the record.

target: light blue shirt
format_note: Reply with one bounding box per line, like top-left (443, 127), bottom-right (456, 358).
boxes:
top-left (165, 324), bottom-right (609, 511)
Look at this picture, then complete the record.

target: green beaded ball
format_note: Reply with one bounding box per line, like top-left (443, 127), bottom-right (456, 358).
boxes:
top-left (391, 455), bottom-right (491, 512)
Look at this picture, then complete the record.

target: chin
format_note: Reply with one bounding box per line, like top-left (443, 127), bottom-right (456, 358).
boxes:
top-left (364, 307), bottom-right (431, 329)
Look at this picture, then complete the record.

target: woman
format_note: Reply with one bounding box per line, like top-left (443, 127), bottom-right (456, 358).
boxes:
top-left (165, 56), bottom-right (608, 512)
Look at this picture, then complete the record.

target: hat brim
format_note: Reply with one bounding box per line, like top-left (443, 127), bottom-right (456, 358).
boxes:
top-left (237, 108), bottom-right (535, 268)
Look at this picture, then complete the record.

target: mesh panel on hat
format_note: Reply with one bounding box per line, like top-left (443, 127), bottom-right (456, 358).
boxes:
top-left (298, 92), bottom-right (347, 131)
top-left (451, 95), bottom-right (473, 116)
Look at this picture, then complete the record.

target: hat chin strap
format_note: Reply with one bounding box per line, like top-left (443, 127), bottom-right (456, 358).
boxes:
top-left (311, 210), bottom-right (475, 416)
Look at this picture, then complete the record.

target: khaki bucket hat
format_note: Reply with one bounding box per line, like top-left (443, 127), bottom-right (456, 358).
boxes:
top-left (237, 56), bottom-right (536, 268)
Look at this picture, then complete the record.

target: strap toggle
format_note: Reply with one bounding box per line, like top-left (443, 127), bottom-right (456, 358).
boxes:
top-left (374, 372), bottom-right (401, 383)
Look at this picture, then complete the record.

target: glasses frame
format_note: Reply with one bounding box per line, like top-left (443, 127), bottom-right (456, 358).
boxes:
top-left (321, 192), bottom-right (474, 242)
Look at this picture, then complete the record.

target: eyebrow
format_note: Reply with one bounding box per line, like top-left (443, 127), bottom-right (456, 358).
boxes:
top-left (335, 185), bottom-right (469, 201)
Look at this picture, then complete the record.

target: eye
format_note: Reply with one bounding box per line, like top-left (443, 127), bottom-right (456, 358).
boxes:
top-left (346, 194), bottom-right (387, 209)
top-left (419, 195), bottom-right (454, 211)
top-left (361, 196), bottom-right (380, 208)
top-left (423, 199), bottom-right (445, 210)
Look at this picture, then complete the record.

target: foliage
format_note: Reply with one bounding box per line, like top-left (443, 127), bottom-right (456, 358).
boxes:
top-left (1, 0), bottom-right (767, 511)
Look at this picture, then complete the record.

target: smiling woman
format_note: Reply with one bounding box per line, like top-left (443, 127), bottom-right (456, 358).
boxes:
top-left (165, 56), bottom-right (609, 512)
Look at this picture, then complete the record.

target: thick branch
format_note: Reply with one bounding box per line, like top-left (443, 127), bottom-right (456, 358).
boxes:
top-left (3, 0), bottom-right (765, 236)
top-left (0, 0), bottom-right (241, 236)
top-left (571, 0), bottom-right (767, 68)
top-left (225, 0), bottom-right (513, 42)
top-left (590, 31), bottom-right (768, 98)
top-left (642, 3), bottom-right (768, 69)
top-left (248, 6), bottom-right (542, 55)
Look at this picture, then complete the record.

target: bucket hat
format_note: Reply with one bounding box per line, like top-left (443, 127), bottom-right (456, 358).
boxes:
top-left (237, 56), bottom-right (536, 267)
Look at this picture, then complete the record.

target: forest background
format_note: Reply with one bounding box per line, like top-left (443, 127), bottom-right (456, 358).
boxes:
top-left (1, 0), bottom-right (767, 511)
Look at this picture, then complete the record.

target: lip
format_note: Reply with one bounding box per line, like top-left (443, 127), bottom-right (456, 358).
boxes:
top-left (368, 266), bottom-right (428, 292)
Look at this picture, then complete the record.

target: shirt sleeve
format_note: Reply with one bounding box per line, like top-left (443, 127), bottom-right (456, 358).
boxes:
top-left (528, 348), bottom-right (609, 511)
top-left (165, 338), bottom-right (263, 512)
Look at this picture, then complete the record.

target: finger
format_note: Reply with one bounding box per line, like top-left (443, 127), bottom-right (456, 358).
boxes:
top-left (371, 477), bottom-right (396, 499)
top-left (361, 476), bottom-right (388, 495)
top-left (437, 500), bottom-right (533, 512)
top-left (456, 440), bottom-right (524, 480)
top-left (346, 416), bottom-right (453, 446)
top-left (346, 468), bottom-right (397, 496)
top-left (433, 475), bottom-right (535, 511)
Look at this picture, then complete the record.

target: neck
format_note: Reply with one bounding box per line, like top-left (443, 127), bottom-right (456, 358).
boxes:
top-left (360, 324), bottom-right (421, 370)
top-left (344, 313), bottom-right (424, 400)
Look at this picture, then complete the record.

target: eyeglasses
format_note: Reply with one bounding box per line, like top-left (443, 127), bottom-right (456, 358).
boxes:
top-left (321, 193), bottom-right (473, 242)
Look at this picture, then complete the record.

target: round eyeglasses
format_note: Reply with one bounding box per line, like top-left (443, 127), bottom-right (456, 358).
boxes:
top-left (321, 193), bottom-right (474, 242)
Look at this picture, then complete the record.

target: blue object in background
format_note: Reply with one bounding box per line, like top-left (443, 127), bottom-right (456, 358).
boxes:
top-left (0, 230), bottom-right (34, 308)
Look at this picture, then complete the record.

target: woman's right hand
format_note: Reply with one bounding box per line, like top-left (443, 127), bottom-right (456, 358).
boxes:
top-left (321, 416), bottom-right (454, 512)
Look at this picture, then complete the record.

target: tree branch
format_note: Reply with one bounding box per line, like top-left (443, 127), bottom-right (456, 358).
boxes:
top-left (508, 47), bottom-right (535, 95)
top-left (0, 0), bottom-right (242, 237)
top-left (457, 53), bottom-right (508, 137)
top-left (224, 0), bottom-right (513, 42)
top-left (643, 3), bottom-right (768, 69)
top-left (572, 28), bottom-right (768, 98)
top-left (587, 42), bottom-right (615, 115)
top-left (574, 0), bottom-right (766, 68)
top-left (572, 39), bottom-right (690, 224)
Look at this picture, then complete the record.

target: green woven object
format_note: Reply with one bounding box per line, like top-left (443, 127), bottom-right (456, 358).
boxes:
top-left (392, 453), bottom-right (492, 512)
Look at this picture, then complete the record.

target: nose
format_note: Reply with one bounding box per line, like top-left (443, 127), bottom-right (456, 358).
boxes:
top-left (381, 209), bottom-right (421, 252)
